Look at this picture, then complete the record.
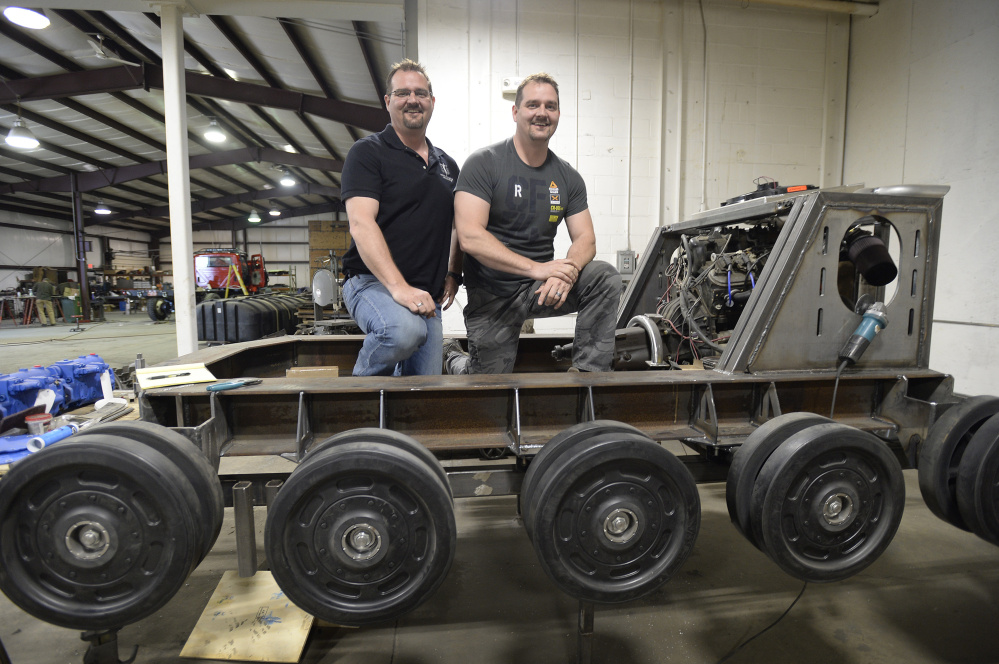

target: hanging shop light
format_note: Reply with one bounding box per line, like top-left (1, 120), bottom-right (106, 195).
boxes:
top-left (94, 201), bottom-right (112, 215)
top-left (3, 7), bottom-right (50, 29)
top-left (248, 209), bottom-right (261, 223)
top-left (269, 206), bottom-right (281, 217)
top-left (279, 169), bottom-right (296, 187)
top-left (203, 118), bottom-right (226, 143)
top-left (5, 119), bottom-right (39, 150)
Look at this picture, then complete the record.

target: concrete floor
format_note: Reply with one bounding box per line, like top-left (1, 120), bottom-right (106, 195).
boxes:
top-left (2, 315), bottom-right (999, 663)
top-left (0, 310), bottom-right (189, 375)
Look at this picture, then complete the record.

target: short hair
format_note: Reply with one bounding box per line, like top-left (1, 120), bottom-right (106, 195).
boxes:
top-left (515, 72), bottom-right (560, 107)
top-left (386, 59), bottom-right (433, 96)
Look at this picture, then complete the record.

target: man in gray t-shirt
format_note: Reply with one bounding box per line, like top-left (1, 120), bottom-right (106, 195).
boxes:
top-left (453, 73), bottom-right (622, 374)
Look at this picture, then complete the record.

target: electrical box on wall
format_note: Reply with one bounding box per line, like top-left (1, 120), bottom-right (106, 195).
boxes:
top-left (617, 250), bottom-right (636, 275)
top-left (501, 76), bottom-right (522, 100)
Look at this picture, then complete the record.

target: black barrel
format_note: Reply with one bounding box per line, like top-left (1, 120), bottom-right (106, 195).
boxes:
top-left (196, 294), bottom-right (309, 343)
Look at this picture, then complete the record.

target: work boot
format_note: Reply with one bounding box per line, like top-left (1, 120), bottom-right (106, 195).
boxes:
top-left (442, 338), bottom-right (470, 375)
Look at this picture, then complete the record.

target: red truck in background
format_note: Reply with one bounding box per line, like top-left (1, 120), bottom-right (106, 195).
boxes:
top-left (147, 248), bottom-right (268, 320)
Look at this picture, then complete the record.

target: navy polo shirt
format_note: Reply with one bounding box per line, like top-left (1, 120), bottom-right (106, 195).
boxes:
top-left (340, 124), bottom-right (459, 300)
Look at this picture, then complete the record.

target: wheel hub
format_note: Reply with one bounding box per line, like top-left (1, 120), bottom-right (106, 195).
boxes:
top-left (64, 520), bottom-right (112, 561)
top-left (341, 523), bottom-right (382, 561)
top-left (822, 492), bottom-right (855, 526)
top-left (602, 508), bottom-right (640, 544)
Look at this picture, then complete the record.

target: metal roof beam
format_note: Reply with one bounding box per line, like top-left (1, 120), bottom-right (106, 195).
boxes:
top-left (1, 65), bottom-right (388, 132)
top-left (0, 148), bottom-right (344, 195)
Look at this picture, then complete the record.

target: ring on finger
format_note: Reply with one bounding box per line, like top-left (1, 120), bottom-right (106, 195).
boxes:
top-left (555, 292), bottom-right (562, 297)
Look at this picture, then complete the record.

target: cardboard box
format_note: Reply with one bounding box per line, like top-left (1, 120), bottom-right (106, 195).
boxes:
top-left (285, 366), bottom-right (340, 379)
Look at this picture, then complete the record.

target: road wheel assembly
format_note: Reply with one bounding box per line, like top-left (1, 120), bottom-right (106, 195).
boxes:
top-left (521, 419), bottom-right (650, 543)
top-left (727, 412), bottom-right (832, 548)
top-left (527, 428), bottom-right (700, 603)
top-left (265, 432), bottom-right (456, 626)
top-left (748, 422), bottom-right (905, 582)
top-left (919, 395), bottom-right (999, 530)
top-left (0, 433), bottom-right (202, 630)
top-left (956, 413), bottom-right (999, 545)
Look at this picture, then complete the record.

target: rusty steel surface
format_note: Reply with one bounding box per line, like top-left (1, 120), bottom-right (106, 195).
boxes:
top-left (139, 334), bottom-right (951, 461)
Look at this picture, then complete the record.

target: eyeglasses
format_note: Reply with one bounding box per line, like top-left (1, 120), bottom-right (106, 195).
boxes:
top-left (390, 88), bottom-right (431, 99)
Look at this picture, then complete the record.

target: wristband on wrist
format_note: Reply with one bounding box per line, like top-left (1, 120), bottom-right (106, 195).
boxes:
top-left (447, 270), bottom-right (463, 285)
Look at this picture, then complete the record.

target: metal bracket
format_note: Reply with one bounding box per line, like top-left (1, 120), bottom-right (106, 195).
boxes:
top-left (81, 630), bottom-right (137, 664)
top-left (693, 383), bottom-right (719, 444)
top-left (293, 391), bottom-right (313, 462)
top-left (508, 388), bottom-right (522, 453)
top-left (753, 381), bottom-right (782, 424)
top-left (877, 375), bottom-right (955, 462)
top-left (576, 385), bottom-right (596, 424)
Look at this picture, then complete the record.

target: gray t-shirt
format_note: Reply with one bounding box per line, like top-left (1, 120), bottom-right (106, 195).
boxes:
top-left (456, 138), bottom-right (588, 296)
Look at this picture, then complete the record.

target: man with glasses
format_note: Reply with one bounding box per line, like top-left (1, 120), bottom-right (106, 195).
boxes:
top-left (449, 72), bottom-right (621, 374)
top-left (340, 59), bottom-right (462, 376)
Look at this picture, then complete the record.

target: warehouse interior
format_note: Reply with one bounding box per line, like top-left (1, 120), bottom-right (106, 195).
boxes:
top-left (1, 0), bottom-right (998, 662)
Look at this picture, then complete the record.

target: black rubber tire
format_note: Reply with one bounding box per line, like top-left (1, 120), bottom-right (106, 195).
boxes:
top-left (531, 433), bottom-right (700, 603)
top-left (83, 421), bottom-right (224, 562)
top-left (308, 428), bottom-right (450, 498)
top-left (265, 440), bottom-right (456, 626)
top-left (147, 297), bottom-right (170, 321)
top-left (521, 420), bottom-right (649, 542)
top-left (0, 437), bottom-right (198, 630)
top-left (919, 395), bottom-right (999, 530)
top-left (752, 422), bottom-right (905, 582)
top-left (956, 413), bottom-right (999, 545)
top-left (726, 412), bottom-right (832, 548)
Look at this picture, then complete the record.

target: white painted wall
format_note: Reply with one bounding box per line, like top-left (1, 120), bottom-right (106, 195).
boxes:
top-left (0, 211), bottom-right (151, 291)
top-left (419, 0), bottom-right (842, 333)
top-left (844, 0), bottom-right (999, 395)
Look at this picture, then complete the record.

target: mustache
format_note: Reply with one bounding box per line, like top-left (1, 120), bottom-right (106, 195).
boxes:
top-left (404, 104), bottom-right (423, 112)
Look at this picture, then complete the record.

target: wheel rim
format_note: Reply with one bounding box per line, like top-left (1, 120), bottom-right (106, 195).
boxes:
top-left (532, 434), bottom-right (700, 603)
top-left (522, 420), bottom-right (649, 542)
top-left (265, 441), bottom-right (455, 626)
top-left (756, 423), bottom-right (905, 582)
top-left (0, 440), bottom-right (198, 630)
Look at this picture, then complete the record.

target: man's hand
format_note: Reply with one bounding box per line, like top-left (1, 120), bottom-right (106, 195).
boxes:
top-left (535, 276), bottom-right (573, 309)
top-left (530, 258), bottom-right (579, 287)
top-left (391, 284), bottom-right (436, 318)
top-left (439, 273), bottom-right (460, 310)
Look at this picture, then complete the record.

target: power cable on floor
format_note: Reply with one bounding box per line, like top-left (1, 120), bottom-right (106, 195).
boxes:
top-left (716, 581), bottom-right (808, 663)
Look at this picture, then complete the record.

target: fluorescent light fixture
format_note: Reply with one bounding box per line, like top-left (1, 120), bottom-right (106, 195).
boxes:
top-left (3, 7), bottom-right (49, 29)
top-left (5, 118), bottom-right (39, 149)
top-left (94, 201), bottom-right (112, 215)
top-left (282, 144), bottom-right (297, 153)
top-left (269, 206), bottom-right (281, 217)
top-left (279, 169), bottom-right (296, 187)
top-left (248, 209), bottom-right (261, 223)
top-left (203, 118), bottom-right (226, 143)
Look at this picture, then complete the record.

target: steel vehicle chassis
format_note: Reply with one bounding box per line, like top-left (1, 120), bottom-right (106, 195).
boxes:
top-left (4, 185), bottom-right (999, 663)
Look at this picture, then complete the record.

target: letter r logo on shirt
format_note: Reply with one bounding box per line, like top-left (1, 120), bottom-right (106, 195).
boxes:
top-left (514, 184), bottom-right (522, 198)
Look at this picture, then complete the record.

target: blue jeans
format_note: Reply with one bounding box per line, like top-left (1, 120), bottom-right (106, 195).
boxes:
top-left (342, 274), bottom-right (443, 376)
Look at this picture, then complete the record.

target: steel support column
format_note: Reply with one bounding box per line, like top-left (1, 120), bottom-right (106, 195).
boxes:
top-left (160, 3), bottom-right (197, 355)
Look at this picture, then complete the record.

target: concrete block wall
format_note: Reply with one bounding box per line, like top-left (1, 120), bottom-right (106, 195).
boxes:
top-left (672, 1), bottom-right (841, 219)
top-left (845, 0), bottom-right (999, 395)
top-left (420, 0), bottom-right (841, 333)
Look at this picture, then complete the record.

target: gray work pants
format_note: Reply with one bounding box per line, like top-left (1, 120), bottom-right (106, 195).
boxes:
top-left (461, 260), bottom-right (622, 373)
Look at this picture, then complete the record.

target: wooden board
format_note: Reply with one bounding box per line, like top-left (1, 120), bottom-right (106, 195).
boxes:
top-left (181, 571), bottom-right (314, 662)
